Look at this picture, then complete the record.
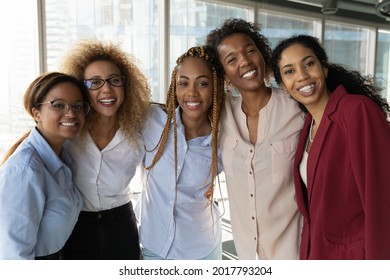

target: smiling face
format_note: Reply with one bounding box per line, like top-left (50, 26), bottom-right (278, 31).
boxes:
top-left (175, 56), bottom-right (213, 122)
top-left (32, 82), bottom-right (85, 152)
top-left (84, 60), bottom-right (124, 118)
top-left (217, 33), bottom-right (266, 94)
top-left (278, 43), bottom-right (329, 109)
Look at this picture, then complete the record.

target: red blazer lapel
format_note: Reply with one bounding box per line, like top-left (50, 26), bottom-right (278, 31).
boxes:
top-left (306, 85), bottom-right (347, 208)
top-left (294, 116), bottom-right (311, 219)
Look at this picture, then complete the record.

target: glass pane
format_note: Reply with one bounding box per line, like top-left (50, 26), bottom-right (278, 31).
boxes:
top-left (324, 21), bottom-right (369, 75)
top-left (376, 30), bottom-right (390, 101)
top-left (0, 1), bottom-right (39, 159)
top-left (170, 0), bottom-right (252, 73)
top-left (258, 10), bottom-right (319, 86)
top-left (45, 0), bottom-right (160, 100)
top-left (258, 10), bottom-right (319, 48)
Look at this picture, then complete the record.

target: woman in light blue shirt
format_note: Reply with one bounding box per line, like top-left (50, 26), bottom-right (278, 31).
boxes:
top-left (136, 46), bottom-right (225, 260)
top-left (0, 72), bottom-right (90, 259)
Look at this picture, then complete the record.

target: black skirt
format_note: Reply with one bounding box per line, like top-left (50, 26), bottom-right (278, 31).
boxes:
top-left (63, 201), bottom-right (140, 260)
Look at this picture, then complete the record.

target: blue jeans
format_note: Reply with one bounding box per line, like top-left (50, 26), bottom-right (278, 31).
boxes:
top-left (142, 242), bottom-right (222, 260)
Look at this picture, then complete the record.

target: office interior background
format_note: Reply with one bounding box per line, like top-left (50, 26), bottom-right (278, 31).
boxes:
top-left (1, 0), bottom-right (390, 157)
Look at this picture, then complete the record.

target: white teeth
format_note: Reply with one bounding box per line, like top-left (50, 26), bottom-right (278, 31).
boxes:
top-left (186, 102), bottom-right (200, 107)
top-left (61, 122), bottom-right (77, 126)
top-left (242, 70), bottom-right (256, 78)
top-left (299, 84), bottom-right (314, 93)
top-left (99, 98), bottom-right (115, 104)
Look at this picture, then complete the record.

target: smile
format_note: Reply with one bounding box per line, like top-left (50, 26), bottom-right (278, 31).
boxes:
top-left (241, 69), bottom-right (256, 79)
top-left (298, 84), bottom-right (314, 93)
top-left (60, 122), bottom-right (78, 126)
top-left (98, 98), bottom-right (115, 104)
top-left (185, 101), bottom-right (201, 109)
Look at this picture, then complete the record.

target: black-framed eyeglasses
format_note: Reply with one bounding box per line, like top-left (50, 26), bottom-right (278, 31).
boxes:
top-left (84, 75), bottom-right (126, 90)
top-left (36, 100), bottom-right (90, 116)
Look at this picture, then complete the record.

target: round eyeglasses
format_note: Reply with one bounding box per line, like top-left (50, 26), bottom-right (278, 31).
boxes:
top-left (36, 100), bottom-right (91, 116)
top-left (84, 75), bottom-right (126, 90)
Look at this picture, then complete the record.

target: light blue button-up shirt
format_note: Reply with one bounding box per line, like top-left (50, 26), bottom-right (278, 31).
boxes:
top-left (0, 128), bottom-right (83, 259)
top-left (136, 105), bottom-right (222, 259)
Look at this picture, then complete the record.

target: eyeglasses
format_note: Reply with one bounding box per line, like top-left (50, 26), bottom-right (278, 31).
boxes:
top-left (84, 75), bottom-right (126, 90)
top-left (36, 100), bottom-right (91, 116)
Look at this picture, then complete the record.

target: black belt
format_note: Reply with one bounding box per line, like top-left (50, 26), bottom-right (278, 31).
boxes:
top-left (35, 249), bottom-right (63, 260)
top-left (79, 201), bottom-right (133, 221)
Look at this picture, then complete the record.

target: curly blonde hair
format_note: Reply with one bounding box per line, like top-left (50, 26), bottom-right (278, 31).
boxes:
top-left (59, 39), bottom-right (151, 146)
top-left (145, 46), bottom-right (225, 202)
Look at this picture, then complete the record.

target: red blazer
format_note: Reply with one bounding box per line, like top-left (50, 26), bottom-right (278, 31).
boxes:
top-left (294, 85), bottom-right (390, 259)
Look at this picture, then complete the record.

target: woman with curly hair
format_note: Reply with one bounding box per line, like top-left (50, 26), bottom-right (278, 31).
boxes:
top-left (58, 40), bottom-right (151, 260)
top-left (271, 34), bottom-right (390, 259)
top-left (136, 46), bottom-right (225, 259)
top-left (206, 18), bottom-right (305, 260)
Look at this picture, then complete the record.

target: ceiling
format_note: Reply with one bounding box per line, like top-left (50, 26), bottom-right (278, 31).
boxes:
top-left (256, 0), bottom-right (390, 25)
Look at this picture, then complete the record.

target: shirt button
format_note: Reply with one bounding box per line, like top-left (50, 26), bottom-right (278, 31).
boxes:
top-left (97, 213), bottom-right (102, 219)
top-left (254, 237), bottom-right (257, 241)
top-left (252, 216), bottom-right (255, 220)
top-left (249, 171), bottom-right (252, 175)
top-left (250, 149), bottom-right (253, 153)
top-left (250, 194), bottom-right (254, 197)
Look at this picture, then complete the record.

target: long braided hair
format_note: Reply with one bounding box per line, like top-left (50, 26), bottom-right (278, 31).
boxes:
top-left (145, 45), bottom-right (225, 203)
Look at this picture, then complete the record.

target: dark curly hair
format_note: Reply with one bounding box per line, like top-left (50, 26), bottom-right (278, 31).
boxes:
top-left (271, 34), bottom-right (390, 120)
top-left (206, 18), bottom-right (273, 80)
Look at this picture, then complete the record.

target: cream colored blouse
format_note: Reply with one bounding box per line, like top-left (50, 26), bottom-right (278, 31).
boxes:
top-left (220, 87), bottom-right (305, 259)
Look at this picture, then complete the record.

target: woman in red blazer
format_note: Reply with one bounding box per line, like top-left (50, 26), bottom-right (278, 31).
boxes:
top-left (271, 34), bottom-right (390, 259)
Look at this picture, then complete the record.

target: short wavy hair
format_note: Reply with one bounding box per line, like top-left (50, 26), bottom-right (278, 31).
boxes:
top-left (59, 39), bottom-right (151, 145)
top-left (206, 18), bottom-right (273, 80)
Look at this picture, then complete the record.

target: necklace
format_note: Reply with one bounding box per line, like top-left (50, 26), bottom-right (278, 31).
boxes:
top-left (309, 118), bottom-right (315, 143)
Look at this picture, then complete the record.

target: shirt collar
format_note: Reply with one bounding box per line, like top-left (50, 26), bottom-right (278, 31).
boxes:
top-left (175, 107), bottom-right (184, 132)
top-left (29, 127), bottom-right (66, 175)
top-left (174, 107), bottom-right (212, 147)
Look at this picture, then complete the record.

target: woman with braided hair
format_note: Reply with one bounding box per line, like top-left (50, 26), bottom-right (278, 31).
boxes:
top-left (135, 45), bottom-right (225, 260)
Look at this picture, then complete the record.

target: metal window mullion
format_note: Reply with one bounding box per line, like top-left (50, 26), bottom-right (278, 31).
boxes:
top-left (37, 0), bottom-right (47, 74)
top-left (159, 0), bottom-right (170, 103)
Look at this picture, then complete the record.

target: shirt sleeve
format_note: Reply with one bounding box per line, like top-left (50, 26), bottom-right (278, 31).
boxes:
top-left (0, 165), bottom-right (45, 259)
top-left (346, 98), bottom-right (390, 259)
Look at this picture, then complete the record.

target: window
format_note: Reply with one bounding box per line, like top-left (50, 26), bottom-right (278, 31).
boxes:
top-left (324, 21), bottom-right (372, 75)
top-left (101, 0), bottom-right (114, 26)
top-left (258, 9), bottom-right (320, 48)
top-left (0, 1), bottom-right (39, 158)
top-left (376, 30), bottom-right (390, 100)
top-left (45, 0), bottom-right (160, 100)
top-left (169, 0), bottom-right (253, 74)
